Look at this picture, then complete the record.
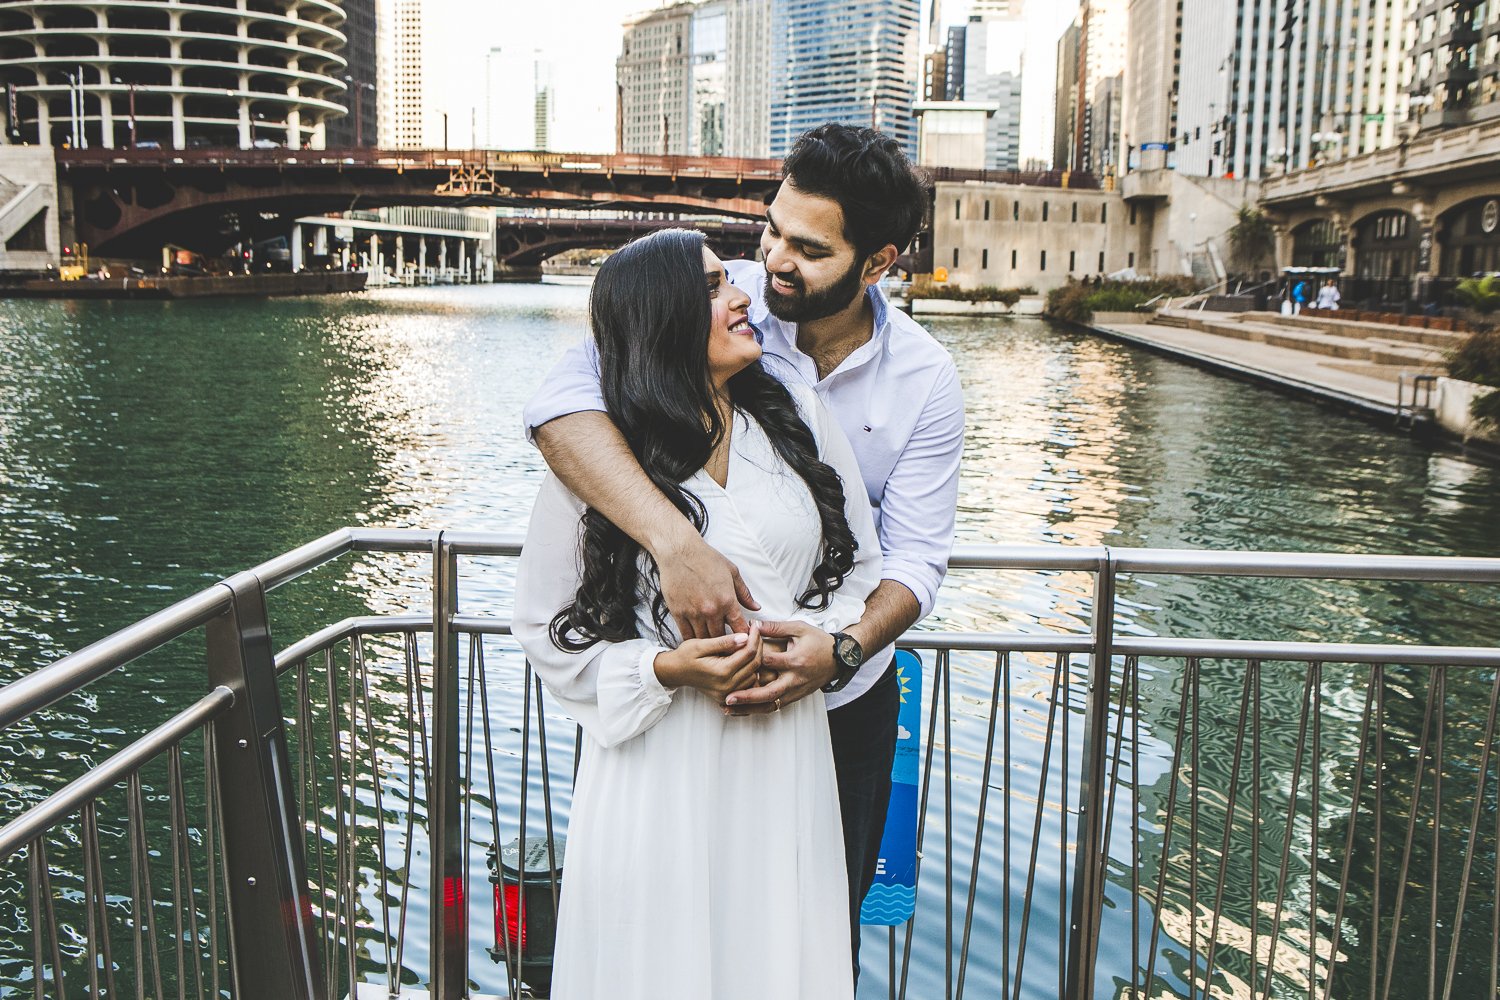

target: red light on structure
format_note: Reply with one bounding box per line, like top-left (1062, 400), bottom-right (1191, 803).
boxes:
top-left (62, 245), bottom-right (72, 256)
top-left (496, 883), bottom-right (526, 950)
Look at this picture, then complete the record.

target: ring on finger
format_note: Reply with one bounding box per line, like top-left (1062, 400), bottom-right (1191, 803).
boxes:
top-left (774, 696), bottom-right (782, 712)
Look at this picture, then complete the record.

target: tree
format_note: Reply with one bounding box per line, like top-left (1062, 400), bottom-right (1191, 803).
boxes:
top-left (1227, 206), bottom-right (1277, 276)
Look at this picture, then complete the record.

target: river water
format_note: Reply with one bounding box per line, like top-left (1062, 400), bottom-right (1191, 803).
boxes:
top-left (1, 283), bottom-right (1498, 998)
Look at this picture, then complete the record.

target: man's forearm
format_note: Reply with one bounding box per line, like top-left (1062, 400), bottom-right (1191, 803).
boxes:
top-left (845, 580), bottom-right (922, 655)
top-left (533, 412), bottom-right (694, 556)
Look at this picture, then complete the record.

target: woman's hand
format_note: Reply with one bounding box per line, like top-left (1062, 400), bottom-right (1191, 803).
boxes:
top-left (653, 622), bottom-right (765, 705)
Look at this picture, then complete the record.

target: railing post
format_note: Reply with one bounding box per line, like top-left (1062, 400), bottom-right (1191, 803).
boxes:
top-left (1065, 549), bottom-right (1117, 999)
top-left (206, 571), bottom-right (323, 1000)
top-left (430, 532), bottom-right (467, 998)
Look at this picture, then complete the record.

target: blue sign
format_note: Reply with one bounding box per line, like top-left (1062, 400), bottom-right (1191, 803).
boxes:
top-left (1141, 142), bottom-right (1169, 151)
top-left (860, 649), bottom-right (922, 925)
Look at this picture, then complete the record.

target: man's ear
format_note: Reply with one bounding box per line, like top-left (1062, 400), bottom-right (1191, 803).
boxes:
top-left (862, 244), bottom-right (899, 284)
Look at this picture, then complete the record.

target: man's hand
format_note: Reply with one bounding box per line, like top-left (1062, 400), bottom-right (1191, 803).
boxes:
top-left (724, 620), bottom-right (836, 715)
top-left (657, 529), bottom-right (760, 639)
top-left (653, 624), bottom-right (764, 705)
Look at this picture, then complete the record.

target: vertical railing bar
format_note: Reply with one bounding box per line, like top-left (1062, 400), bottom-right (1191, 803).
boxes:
top-left (1260, 663), bottom-right (1316, 1000)
top-left (943, 652), bottom-right (954, 1000)
top-left (888, 925), bottom-right (897, 1000)
top-left (175, 741), bottom-right (208, 1000)
top-left (898, 647), bottom-right (947, 1000)
top-left (83, 801), bottom-right (103, 1000)
top-left (1130, 655), bottom-right (1140, 1000)
top-left (37, 836), bottom-right (66, 999)
top-left (297, 657), bottom-right (311, 838)
top-left (393, 631), bottom-right (424, 984)
top-left (94, 795), bottom-right (117, 999)
top-left (1311, 661), bottom-right (1322, 1000)
top-left (353, 636), bottom-right (397, 989)
top-left (130, 772), bottom-right (168, 1000)
top-left (129, 778), bottom-right (147, 1000)
top-left (1371, 667), bottom-right (1384, 1000)
top-left (534, 673), bottom-right (563, 916)
top-left (1379, 668), bottom-right (1439, 1000)
top-left (1094, 650), bottom-right (1134, 894)
top-left (346, 635), bottom-right (361, 998)
top-left (954, 650), bottom-right (1005, 1000)
top-left (203, 725), bottom-right (223, 1000)
top-left (1203, 659), bottom-right (1257, 999)
top-left (461, 634), bottom-right (479, 995)
top-left (1321, 663), bottom-right (1380, 1000)
top-left (1251, 660), bottom-right (1261, 1000)
top-left (1011, 651), bottom-right (1066, 1000)
top-left (476, 642), bottom-right (519, 997)
top-left (429, 534), bottom-right (467, 1000)
top-left (1188, 656), bottom-right (1200, 1000)
top-left (299, 654), bottom-right (331, 970)
top-left (1067, 553), bottom-right (1117, 998)
top-left (1003, 649), bottom-right (1012, 1000)
top-left (168, 744), bottom-right (189, 1000)
top-left (322, 644), bottom-right (347, 1000)
top-left (1059, 655), bottom-right (1070, 1000)
top-left (1439, 663), bottom-right (1500, 1000)
top-left (1142, 650), bottom-right (1194, 1000)
top-left (1429, 666), bottom-right (1445, 1000)
top-left (517, 661), bottom-right (535, 996)
top-left (29, 842), bottom-right (46, 1000)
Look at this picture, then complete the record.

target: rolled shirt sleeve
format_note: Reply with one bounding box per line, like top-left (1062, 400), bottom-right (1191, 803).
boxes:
top-left (874, 362), bottom-right (964, 619)
top-left (521, 338), bottom-right (605, 444)
top-left (512, 474), bottom-right (674, 748)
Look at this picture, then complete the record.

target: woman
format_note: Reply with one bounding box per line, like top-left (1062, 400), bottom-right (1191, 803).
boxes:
top-left (513, 228), bottom-right (880, 999)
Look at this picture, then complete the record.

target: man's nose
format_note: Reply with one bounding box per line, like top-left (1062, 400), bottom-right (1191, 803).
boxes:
top-left (763, 240), bottom-right (793, 273)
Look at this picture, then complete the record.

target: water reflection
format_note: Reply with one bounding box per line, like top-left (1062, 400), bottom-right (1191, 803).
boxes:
top-left (0, 290), bottom-right (1497, 997)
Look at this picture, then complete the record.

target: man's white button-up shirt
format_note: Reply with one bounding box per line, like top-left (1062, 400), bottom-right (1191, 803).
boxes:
top-left (522, 259), bottom-right (965, 708)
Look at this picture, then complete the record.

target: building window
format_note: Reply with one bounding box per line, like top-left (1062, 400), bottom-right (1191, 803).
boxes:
top-left (1130, 204), bottom-right (1138, 225)
top-left (983, 200), bottom-right (990, 221)
top-left (1043, 202), bottom-right (1050, 222)
top-left (1069, 250), bottom-right (1076, 271)
top-left (1071, 202), bottom-right (1078, 222)
top-left (953, 248), bottom-right (959, 267)
top-left (1011, 249), bottom-right (1017, 269)
top-left (982, 248), bottom-right (989, 269)
top-left (1013, 201), bottom-right (1020, 220)
top-left (1040, 250), bottom-right (1047, 271)
top-left (1128, 251), bottom-right (1135, 267)
top-left (1101, 204), bottom-right (1108, 224)
top-left (955, 199), bottom-right (961, 220)
top-left (1099, 251), bottom-right (1106, 271)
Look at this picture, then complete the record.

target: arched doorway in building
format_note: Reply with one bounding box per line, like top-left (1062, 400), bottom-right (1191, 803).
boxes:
top-left (1292, 218), bottom-right (1343, 267)
top-left (1440, 196), bottom-right (1500, 277)
top-left (1351, 209), bottom-right (1419, 304)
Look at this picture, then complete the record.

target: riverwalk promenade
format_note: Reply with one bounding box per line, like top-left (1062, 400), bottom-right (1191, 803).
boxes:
top-left (1087, 307), bottom-right (1498, 453)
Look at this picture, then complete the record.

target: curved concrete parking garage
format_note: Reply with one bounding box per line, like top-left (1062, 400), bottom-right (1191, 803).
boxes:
top-left (0, 0), bottom-right (347, 150)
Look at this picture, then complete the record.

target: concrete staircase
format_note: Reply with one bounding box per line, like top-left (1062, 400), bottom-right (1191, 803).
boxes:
top-left (1148, 308), bottom-right (1450, 383)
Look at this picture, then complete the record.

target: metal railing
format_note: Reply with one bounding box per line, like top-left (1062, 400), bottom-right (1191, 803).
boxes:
top-left (1, 529), bottom-right (1498, 999)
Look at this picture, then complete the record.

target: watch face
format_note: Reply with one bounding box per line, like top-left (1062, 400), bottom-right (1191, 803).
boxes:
top-left (835, 635), bottom-right (861, 669)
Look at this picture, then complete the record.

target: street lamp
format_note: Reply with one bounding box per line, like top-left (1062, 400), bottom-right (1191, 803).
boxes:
top-left (343, 75), bottom-right (375, 147)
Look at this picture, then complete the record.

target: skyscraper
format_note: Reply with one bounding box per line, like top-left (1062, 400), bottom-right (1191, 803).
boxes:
top-left (1409, 1), bottom-right (1499, 128)
top-left (376, 0), bottom-right (425, 148)
top-left (325, 0), bottom-right (378, 148)
top-left (769, 0), bottom-right (921, 158)
top-left (961, 13), bottom-right (1025, 170)
top-left (1055, 20), bottom-right (1081, 170)
top-left (1156, 0), bottom-right (1411, 179)
top-left (1123, 0), bottom-right (1181, 172)
top-left (1072, 0), bottom-right (1126, 174)
top-left (617, 3), bottom-right (694, 154)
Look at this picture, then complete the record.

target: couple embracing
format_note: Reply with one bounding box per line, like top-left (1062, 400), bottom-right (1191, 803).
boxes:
top-left (514, 123), bottom-right (965, 999)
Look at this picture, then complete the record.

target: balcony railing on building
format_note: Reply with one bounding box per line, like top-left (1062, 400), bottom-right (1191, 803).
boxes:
top-left (0, 529), bottom-right (1497, 999)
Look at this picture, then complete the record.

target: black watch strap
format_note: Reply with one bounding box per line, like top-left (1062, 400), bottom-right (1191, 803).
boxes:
top-left (823, 631), bottom-right (864, 693)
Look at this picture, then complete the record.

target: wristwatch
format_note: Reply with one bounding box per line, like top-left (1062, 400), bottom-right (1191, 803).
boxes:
top-left (823, 632), bottom-right (864, 693)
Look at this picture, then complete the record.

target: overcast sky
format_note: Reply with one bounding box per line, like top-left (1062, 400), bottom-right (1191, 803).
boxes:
top-left (424, 0), bottom-right (1077, 154)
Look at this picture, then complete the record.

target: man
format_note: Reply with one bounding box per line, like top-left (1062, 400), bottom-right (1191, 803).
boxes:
top-left (522, 123), bottom-right (965, 972)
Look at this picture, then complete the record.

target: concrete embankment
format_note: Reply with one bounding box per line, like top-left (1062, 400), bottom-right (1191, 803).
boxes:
top-left (4, 270), bottom-right (369, 299)
top-left (1083, 307), bottom-right (1500, 459)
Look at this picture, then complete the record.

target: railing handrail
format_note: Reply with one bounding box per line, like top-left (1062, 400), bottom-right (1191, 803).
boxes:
top-left (7, 529), bottom-right (1500, 734)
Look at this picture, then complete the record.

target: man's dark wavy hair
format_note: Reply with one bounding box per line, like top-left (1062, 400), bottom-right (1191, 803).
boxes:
top-left (782, 123), bottom-right (929, 260)
top-left (549, 228), bottom-right (858, 651)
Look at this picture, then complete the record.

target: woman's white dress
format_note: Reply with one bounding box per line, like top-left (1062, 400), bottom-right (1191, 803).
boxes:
top-left (513, 385), bottom-right (881, 1000)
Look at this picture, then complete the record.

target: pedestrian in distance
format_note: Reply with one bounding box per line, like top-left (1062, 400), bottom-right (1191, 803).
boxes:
top-left (1292, 277), bottom-right (1310, 314)
top-left (1315, 278), bottom-right (1341, 311)
top-left (522, 122), bottom-right (966, 989)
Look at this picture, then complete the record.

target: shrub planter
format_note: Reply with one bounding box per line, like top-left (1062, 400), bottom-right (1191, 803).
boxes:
top-left (1435, 377), bottom-right (1500, 444)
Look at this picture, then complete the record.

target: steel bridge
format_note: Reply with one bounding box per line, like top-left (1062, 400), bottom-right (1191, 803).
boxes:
top-left (1, 528), bottom-right (1497, 999)
top-left (54, 147), bottom-right (1097, 260)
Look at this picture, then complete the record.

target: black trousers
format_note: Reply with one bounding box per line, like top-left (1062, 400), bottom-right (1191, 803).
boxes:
top-left (827, 664), bottom-right (901, 983)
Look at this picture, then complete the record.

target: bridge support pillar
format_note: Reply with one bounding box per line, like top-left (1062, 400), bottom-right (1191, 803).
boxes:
top-left (418, 237), bottom-right (427, 277)
top-left (396, 235), bottom-right (404, 278)
top-left (312, 224), bottom-right (328, 258)
top-left (291, 223), bottom-right (303, 272)
top-left (98, 94), bottom-right (115, 149)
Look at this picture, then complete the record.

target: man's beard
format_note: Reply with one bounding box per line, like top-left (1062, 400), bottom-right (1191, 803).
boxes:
top-left (763, 259), bottom-right (866, 323)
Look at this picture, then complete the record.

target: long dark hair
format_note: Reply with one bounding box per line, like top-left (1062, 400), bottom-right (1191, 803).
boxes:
top-left (550, 228), bottom-right (858, 650)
